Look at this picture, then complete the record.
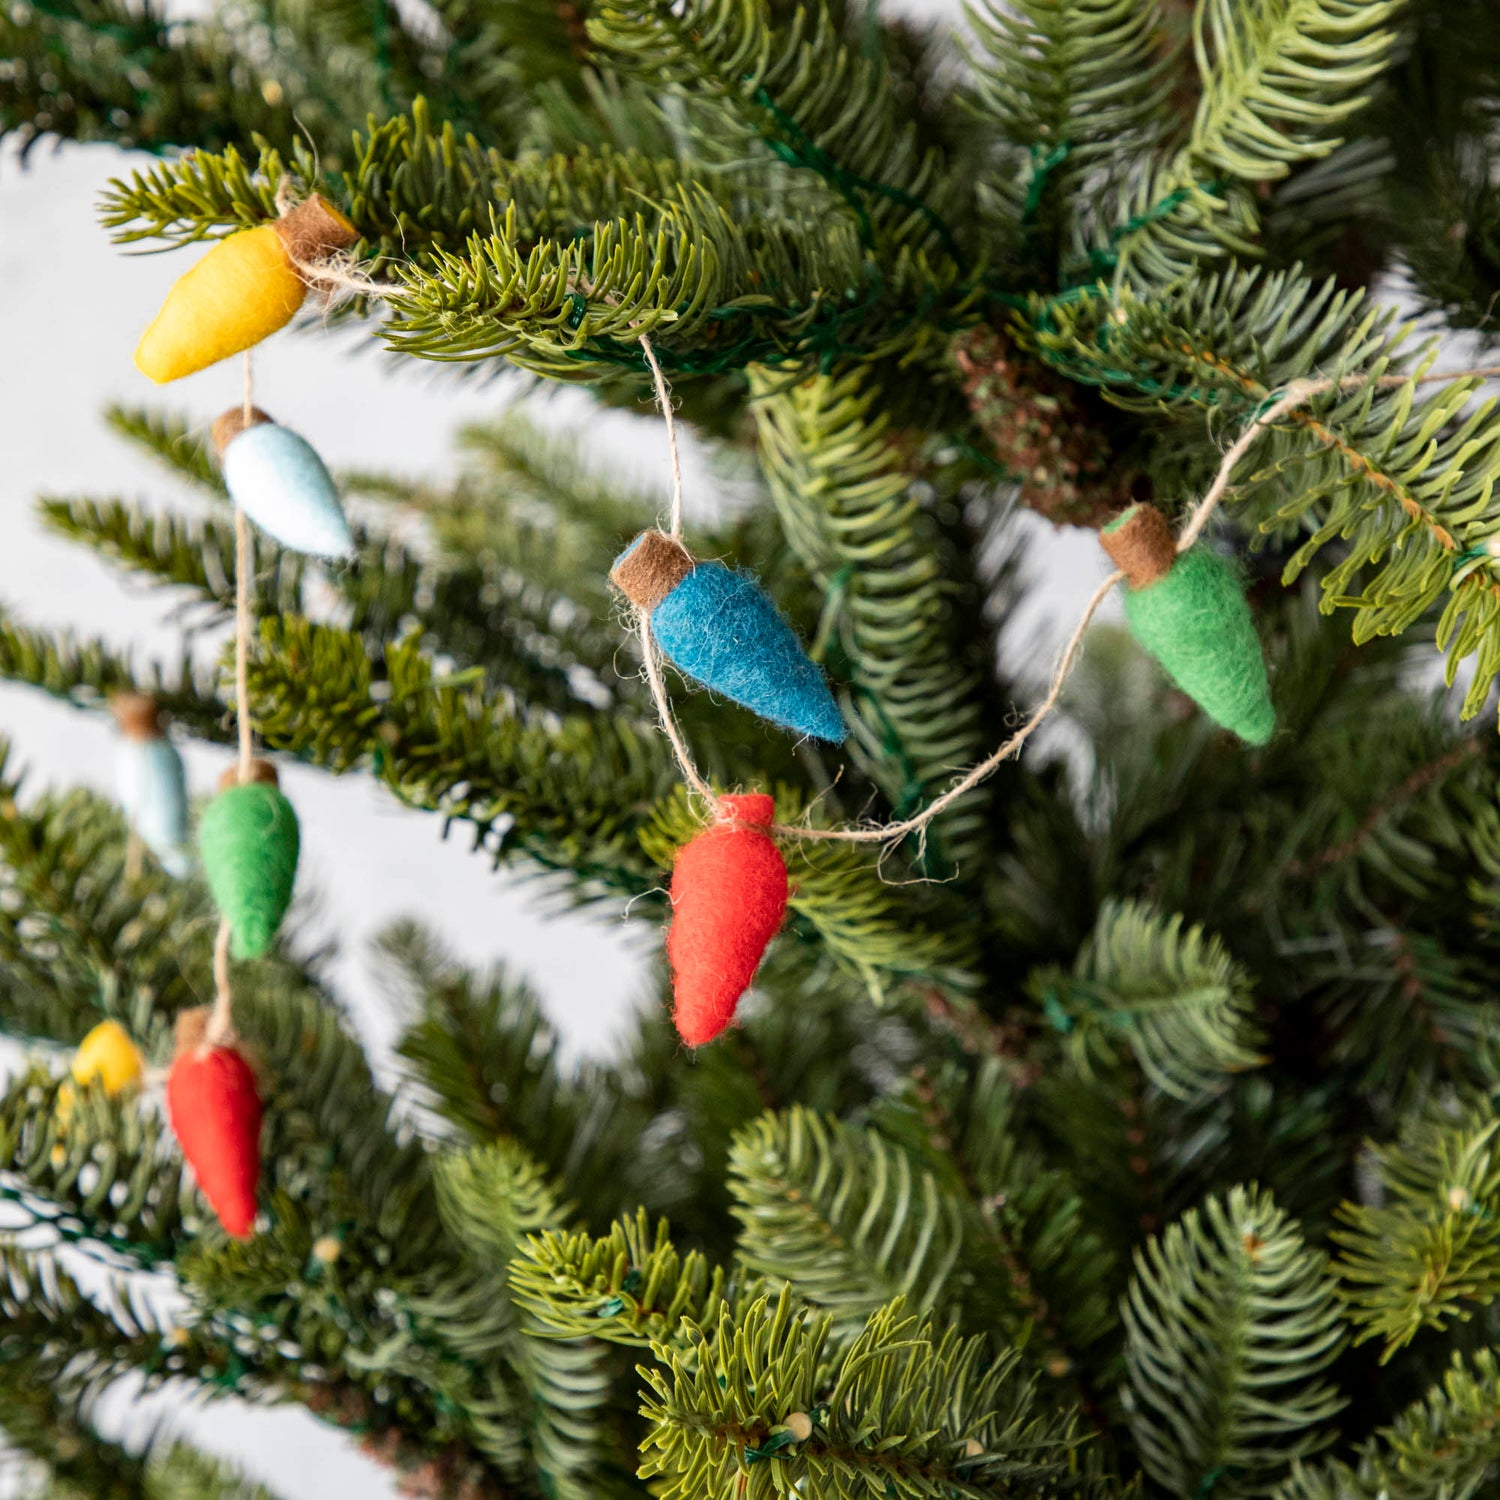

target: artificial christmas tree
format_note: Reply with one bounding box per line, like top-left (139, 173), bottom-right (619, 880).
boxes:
top-left (7, 0), bottom-right (1500, 1496)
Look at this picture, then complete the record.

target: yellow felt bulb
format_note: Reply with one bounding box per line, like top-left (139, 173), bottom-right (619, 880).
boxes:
top-left (70, 1020), bottom-right (145, 1097)
top-left (134, 195), bottom-right (358, 384)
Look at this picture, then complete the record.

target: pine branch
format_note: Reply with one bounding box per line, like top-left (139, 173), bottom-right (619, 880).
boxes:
top-left (727, 1107), bottom-right (965, 1341)
top-left (638, 1288), bottom-right (1082, 1500)
top-left (176, 1201), bottom-right (510, 1475)
top-left (0, 608), bottom-right (227, 740)
top-left (1273, 1350), bottom-right (1500, 1500)
top-left (966, 0), bottom-right (1174, 273)
top-left (609, 953), bottom-right (939, 1252)
top-left (1123, 1185), bottom-right (1346, 1496)
top-left (0, 0), bottom-right (297, 156)
top-left (749, 364), bottom-right (996, 866)
top-left (241, 615), bottom-right (674, 895)
top-left (0, 1375), bottom-right (284, 1500)
top-left (589, 0), bottom-right (967, 261)
top-left (1, 1066), bottom-right (185, 1266)
top-left (512, 1207), bottom-right (731, 1351)
top-left (235, 982), bottom-right (441, 1264)
top-left (432, 1141), bottom-right (613, 1499)
top-left (356, 406), bottom-right (657, 618)
top-left (0, 1241), bottom-right (243, 1407)
top-left (40, 497), bottom-right (309, 626)
top-left (0, 774), bottom-right (229, 1050)
top-left (106, 405), bottom-right (226, 494)
top-left (1333, 1111), bottom-right (1500, 1356)
top-left (1110, 0), bottom-right (1407, 282)
top-left (54, 405), bottom-right (627, 717)
top-left (875, 1057), bottom-right (1121, 1378)
top-left (1034, 899), bottom-right (1266, 1101)
top-left (98, 106), bottom-right (975, 377)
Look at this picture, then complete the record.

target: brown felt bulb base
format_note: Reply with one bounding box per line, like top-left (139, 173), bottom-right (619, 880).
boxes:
top-left (175, 1005), bottom-right (213, 1058)
top-left (1100, 503), bottom-right (1177, 589)
top-left (272, 194), bottom-right (359, 272)
top-left (217, 759), bottom-right (280, 793)
top-left (211, 406), bottom-right (275, 458)
top-left (110, 691), bottom-right (164, 742)
top-left (611, 530), bottom-right (695, 611)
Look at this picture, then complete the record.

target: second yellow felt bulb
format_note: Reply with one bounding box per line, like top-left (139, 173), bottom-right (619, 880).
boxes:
top-left (70, 1019), bottom-right (145, 1096)
top-left (133, 195), bottom-right (358, 384)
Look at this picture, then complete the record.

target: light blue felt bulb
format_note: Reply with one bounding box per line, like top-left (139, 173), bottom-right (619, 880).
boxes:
top-left (612, 530), bottom-right (847, 743)
top-left (117, 735), bottom-right (191, 877)
top-left (221, 421), bottom-right (354, 560)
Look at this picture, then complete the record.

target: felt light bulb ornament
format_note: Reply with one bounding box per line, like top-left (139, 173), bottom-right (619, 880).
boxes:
top-left (666, 793), bottom-right (789, 1046)
top-left (1100, 503), bottom-right (1275, 746)
top-left (58, 1018), bottom-right (143, 1119)
top-left (212, 407), bottom-right (354, 559)
top-left (167, 1007), bottom-right (261, 1238)
top-left (110, 692), bottom-right (191, 877)
top-left (70, 1020), bottom-right (145, 1097)
top-left (611, 530), bottom-right (846, 743)
top-left (199, 759), bottom-right (300, 960)
top-left (135, 195), bottom-right (358, 383)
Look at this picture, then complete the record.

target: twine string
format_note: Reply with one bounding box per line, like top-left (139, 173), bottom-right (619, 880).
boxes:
top-left (234, 504), bottom-right (254, 782)
top-left (638, 604), bottom-right (718, 808)
top-left (235, 347), bottom-right (255, 782)
top-left (633, 354), bottom-right (1500, 848)
top-left (211, 919), bottom-right (234, 1040)
top-left (207, 352), bottom-right (261, 1046)
top-left (639, 334), bottom-right (685, 539)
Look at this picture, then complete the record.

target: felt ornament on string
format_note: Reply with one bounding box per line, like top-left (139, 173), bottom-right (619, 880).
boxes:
top-left (1100, 503), bottom-right (1275, 746)
top-left (612, 530), bottom-right (846, 743)
top-left (666, 793), bottom-right (789, 1046)
top-left (56, 1018), bottom-right (146, 1127)
top-left (70, 1020), bottom-right (145, 1097)
top-left (212, 407), bottom-right (354, 559)
top-left (135, 195), bottom-right (358, 384)
top-left (56, 1018), bottom-right (144, 1122)
top-left (111, 693), bottom-right (191, 877)
top-left (167, 1007), bottom-right (262, 1239)
top-left (199, 759), bottom-right (300, 960)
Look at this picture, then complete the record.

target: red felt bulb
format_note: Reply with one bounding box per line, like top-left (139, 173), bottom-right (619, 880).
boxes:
top-left (666, 793), bottom-right (789, 1046)
top-left (166, 1009), bottom-right (262, 1238)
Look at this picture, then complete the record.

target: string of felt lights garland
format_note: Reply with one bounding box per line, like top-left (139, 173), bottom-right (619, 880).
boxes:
top-left (56, 193), bottom-right (1500, 1250)
top-left (68, 195), bottom-right (360, 1239)
top-left (621, 359), bottom-right (1500, 1044)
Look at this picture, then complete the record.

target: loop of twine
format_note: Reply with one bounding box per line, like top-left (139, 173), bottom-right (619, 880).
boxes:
top-left (633, 354), bottom-right (1500, 850)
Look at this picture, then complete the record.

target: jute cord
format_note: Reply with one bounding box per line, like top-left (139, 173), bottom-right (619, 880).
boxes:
top-left (635, 360), bottom-right (1500, 851)
top-left (208, 351), bottom-right (262, 1046)
top-left (639, 334), bottom-right (685, 539)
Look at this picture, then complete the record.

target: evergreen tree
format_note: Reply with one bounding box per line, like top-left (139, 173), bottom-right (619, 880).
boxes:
top-left (7, 0), bottom-right (1500, 1495)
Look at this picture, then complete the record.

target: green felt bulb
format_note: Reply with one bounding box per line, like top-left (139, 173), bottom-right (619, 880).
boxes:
top-left (1122, 546), bottom-right (1275, 745)
top-left (1101, 505), bottom-right (1274, 746)
top-left (198, 781), bottom-right (300, 958)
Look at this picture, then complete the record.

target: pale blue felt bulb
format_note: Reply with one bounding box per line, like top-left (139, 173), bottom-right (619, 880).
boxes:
top-left (117, 736), bottom-right (191, 877)
top-left (643, 553), bottom-right (847, 743)
top-left (222, 423), bottom-right (354, 560)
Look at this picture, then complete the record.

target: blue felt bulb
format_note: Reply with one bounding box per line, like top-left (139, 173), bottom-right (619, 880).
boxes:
top-left (117, 735), bottom-right (191, 877)
top-left (641, 551), bottom-right (847, 743)
top-left (222, 422), bottom-right (354, 560)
